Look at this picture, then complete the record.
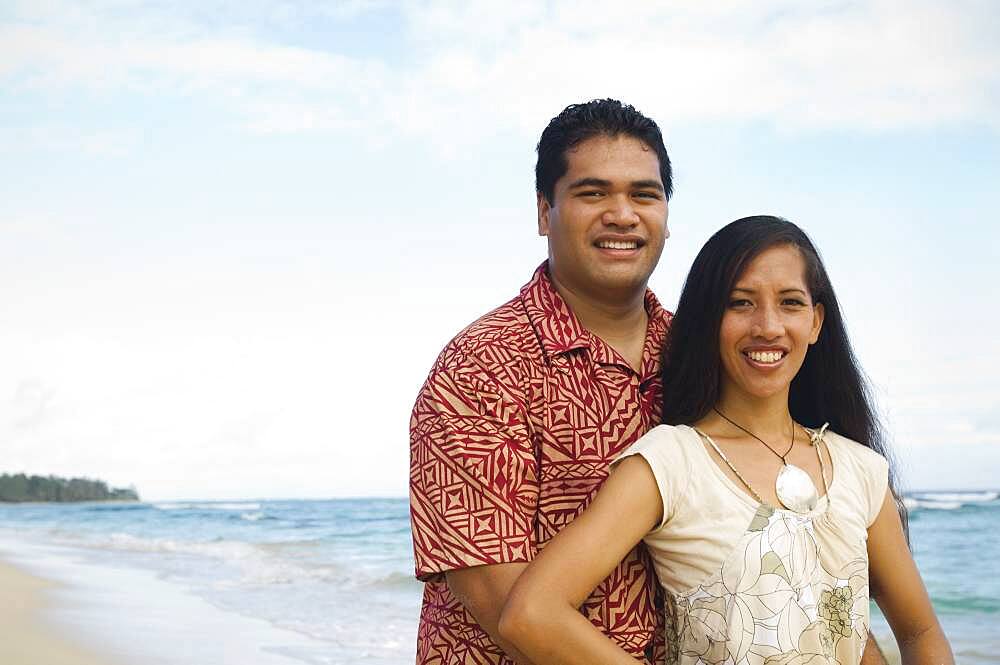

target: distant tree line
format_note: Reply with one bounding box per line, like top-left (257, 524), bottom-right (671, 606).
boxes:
top-left (0, 473), bottom-right (139, 502)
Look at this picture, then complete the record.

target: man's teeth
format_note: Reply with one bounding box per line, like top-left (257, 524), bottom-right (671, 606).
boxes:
top-left (747, 350), bottom-right (784, 363)
top-left (596, 240), bottom-right (639, 250)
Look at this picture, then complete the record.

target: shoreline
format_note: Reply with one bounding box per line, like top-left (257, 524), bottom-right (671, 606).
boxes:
top-left (2, 497), bottom-right (988, 664)
top-left (0, 558), bottom-right (124, 665)
top-left (0, 534), bottom-right (341, 665)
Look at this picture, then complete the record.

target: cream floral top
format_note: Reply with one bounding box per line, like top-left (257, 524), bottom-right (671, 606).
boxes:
top-left (616, 424), bottom-right (888, 665)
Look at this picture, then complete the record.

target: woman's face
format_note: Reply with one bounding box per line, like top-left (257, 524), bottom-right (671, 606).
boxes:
top-left (718, 244), bottom-right (825, 404)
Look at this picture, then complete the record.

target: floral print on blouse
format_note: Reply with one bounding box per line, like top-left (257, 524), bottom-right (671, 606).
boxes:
top-left (663, 504), bottom-right (869, 665)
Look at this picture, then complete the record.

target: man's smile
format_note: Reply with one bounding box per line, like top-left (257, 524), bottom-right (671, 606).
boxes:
top-left (593, 235), bottom-right (645, 253)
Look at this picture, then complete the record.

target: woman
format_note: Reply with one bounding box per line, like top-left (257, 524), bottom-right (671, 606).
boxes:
top-left (498, 216), bottom-right (952, 664)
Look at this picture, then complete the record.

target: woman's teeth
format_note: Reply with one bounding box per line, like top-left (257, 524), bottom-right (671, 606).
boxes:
top-left (747, 350), bottom-right (784, 363)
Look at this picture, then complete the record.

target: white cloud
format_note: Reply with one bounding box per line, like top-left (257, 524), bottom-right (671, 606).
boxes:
top-left (2, 0), bottom-right (997, 148)
top-left (2, 0), bottom-right (998, 499)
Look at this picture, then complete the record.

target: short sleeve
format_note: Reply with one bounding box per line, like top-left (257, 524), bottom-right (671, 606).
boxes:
top-left (611, 426), bottom-right (683, 532)
top-left (863, 449), bottom-right (890, 527)
top-left (409, 356), bottom-right (539, 581)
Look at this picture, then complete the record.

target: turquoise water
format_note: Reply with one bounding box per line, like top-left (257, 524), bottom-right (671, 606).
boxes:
top-left (870, 491), bottom-right (999, 663)
top-left (0, 499), bottom-right (420, 664)
top-left (0, 492), bottom-right (995, 663)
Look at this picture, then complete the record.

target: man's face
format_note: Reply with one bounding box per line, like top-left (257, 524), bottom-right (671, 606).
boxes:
top-left (538, 134), bottom-right (668, 303)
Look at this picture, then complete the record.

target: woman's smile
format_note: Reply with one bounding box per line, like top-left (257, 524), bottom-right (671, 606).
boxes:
top-left (742, 346), bottom-right (789, 368)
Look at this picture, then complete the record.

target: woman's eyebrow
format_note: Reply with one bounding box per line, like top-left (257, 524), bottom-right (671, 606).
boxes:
top-left (730, 287), bottom-right (808, 295)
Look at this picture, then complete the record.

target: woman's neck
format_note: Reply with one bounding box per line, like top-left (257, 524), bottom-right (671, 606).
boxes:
top-left (712, 389), bottom-right (793, 441)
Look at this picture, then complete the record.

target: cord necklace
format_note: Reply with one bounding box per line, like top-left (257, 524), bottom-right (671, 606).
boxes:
top-left (709, 407), bottom-right (820, 513)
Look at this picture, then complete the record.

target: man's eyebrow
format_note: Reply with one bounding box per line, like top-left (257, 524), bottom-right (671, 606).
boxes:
top-left (567, 177), bottom-right (612, 189)
top-left (631, 179), bottom-right (665, 192)
top-left (566, 177), bottom-right (665, 192)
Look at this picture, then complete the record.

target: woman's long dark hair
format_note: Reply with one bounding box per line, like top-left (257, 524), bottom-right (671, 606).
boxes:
top-left (662, 215), bottom-right (908, 539)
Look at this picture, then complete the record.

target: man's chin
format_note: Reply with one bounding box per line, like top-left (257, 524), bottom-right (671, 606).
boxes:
top-left (586, 268), bottom-right (653, 302)
top-left (596, 262), bottom-right (655, 288)
top-left (550, 259), bottom-right (655, 302)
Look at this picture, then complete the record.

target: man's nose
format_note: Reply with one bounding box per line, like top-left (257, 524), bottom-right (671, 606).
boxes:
top-left (601, 196), bottom-right (639, 226)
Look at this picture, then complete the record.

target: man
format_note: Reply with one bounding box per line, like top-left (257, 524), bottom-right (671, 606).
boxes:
top-left (409, 99), bottom-right (886, 664)
top-left (410, 99), bottom-right (671, 664)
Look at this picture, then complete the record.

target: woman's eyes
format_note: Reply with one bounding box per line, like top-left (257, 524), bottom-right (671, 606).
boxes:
top-left (728, 298), bottom-right (809, 308)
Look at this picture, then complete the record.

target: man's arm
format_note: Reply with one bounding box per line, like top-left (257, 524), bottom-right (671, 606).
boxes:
top-left (446, 563), bottom-right (534, 665)
top-left (409, 356), bottom-right (540, 661)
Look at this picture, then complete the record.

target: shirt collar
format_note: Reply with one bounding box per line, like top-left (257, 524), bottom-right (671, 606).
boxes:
top-left (520, 261), bottom-right (590, 357)
top-left (520, 261), bottom-right (671, 379)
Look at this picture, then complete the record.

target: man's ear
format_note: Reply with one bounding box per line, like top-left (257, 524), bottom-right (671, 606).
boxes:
top-left (537, 192), bottom-right (551, 236)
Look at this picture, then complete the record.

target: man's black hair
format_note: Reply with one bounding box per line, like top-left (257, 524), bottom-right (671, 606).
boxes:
top-left (535, 99), bottom-right (673, 204)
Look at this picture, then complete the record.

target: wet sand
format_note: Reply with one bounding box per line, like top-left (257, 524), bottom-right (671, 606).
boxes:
top-left (0, 558), bottom-right (124, 665)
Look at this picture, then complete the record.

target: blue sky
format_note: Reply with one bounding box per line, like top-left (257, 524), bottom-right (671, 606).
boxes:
top-left (2, 0), bottom-right (998, 500)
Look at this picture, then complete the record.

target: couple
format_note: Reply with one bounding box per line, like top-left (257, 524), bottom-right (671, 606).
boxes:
top-left (409, 100), bottom-right (951, 664)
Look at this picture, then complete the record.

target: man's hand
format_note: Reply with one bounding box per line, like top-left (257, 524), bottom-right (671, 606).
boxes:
top-left (446, 563), bottom-right (535, 665)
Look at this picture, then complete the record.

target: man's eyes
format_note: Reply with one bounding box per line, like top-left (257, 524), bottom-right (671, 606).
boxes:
top-left (576, 190), bottom-right (661, 199)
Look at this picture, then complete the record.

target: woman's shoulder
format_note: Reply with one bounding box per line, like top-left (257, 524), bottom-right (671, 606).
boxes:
top-left (617, 425), bottom-right (704, 529)
top-left (823, 429), bottom-right (885, 461)
top-left (616, 425), bottom-right (701, 481)
top-left (822, 429), bottom-right (887, 467)
top-left (821, 430), bottom-right (891, 526)
top-left (629, 424), bottom-right (701, 454)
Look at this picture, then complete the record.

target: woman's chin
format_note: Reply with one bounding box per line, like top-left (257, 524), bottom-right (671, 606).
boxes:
top-left (723, 379), bottom-right (791, 404)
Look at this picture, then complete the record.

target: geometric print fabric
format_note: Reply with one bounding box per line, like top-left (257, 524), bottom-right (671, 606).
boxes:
top-left (410, 262), bottom-right (673, 664)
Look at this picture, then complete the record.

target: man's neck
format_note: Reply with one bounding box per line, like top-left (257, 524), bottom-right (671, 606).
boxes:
top-left (549, 275), bottom-right (649, 371)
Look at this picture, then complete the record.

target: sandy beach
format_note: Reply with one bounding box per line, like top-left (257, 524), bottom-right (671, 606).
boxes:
top-left (0, 559), bottom-right (123, 665)
top-left (0, 530), bottom-right (344, 665)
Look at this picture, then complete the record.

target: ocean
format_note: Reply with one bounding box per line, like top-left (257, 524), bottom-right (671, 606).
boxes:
top-left (0, 492), bottom-right (996, 664)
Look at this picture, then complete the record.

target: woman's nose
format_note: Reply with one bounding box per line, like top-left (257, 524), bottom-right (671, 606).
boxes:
top-left (750, 306), bottom-right (783, 338)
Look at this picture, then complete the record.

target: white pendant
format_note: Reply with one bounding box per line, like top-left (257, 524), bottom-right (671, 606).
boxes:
top-left (775, 463), bottom-right (818, 513)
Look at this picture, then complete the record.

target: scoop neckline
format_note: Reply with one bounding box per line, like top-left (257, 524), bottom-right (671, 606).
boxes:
top-left (678, 423), bottom-right (836, 517)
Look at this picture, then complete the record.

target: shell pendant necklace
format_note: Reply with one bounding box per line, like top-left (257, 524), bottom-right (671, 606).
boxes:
top-left (713, 407), bottom-right (819, 513)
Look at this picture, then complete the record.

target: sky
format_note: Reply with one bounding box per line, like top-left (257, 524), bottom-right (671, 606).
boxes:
top-left (2, 0), bottom-right (998, 500)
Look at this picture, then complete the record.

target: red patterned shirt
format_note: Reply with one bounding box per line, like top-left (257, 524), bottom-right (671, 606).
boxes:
top-left (410, 262), bottom-right (672, 665)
